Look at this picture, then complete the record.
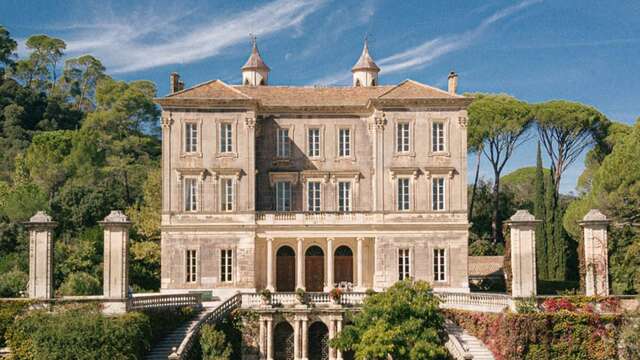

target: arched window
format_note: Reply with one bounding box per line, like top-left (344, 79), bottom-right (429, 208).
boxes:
top-left (305, 245), bottom-right (324, 257)
top-left (244, 78), bottom-right (250, 85)
top-left (355, 79), bottom-right (361, 87)
top-left (371, 79), bottom-right (377, 86)
top-left (259, 78), bottom-right (265, 86)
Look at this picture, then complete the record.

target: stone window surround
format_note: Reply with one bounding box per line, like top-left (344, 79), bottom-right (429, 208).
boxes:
top-left (390, 167), bottom-right (420, 212)
top-left (393, 118), bottom-right (416, 157)
top-left (213, 169), bottom-right (242, 213)
top-left (180, 119), bottom-right (203, 158)
top-left (216, 119), bottom-right (238, 158)
top-left (301, 171), bottom-right (329, 212)
top-left (335, 124), bottom-right (356, 161)
top-left (304, 125), bottom-right (325, 161)
top-left (176, 168), bottom-right (206, 213)
top-left (331, 172), bottom-right (360, 212)
top-left (219, 247), bottom-right (236, 284)
top-left (275, 125), bottom-right (293, 159)
top-left (424, 167), bottom-right (455, 212)
top-left (274, 180), bottom-right (293, 212)
top-left (428, 117), bottom-right (451, 157)
top-left (184, 248), bottom-right (199, 284)
top-left (397, 247), bottom-right (415, 280)
top-left (431, 246), bottom-right (450, 284)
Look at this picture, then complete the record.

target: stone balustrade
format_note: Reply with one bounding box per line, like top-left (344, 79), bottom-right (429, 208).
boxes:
top-left (240, 292), bottom-right (368, 308)
top-left (255, 211), bottom-right (468, 226)
top-left (437, 291), bottom-right (513, 313)
top-left (128, 293), bottom-right (201, 311)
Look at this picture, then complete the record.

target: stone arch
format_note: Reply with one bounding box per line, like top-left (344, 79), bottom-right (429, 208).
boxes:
top-left (276, 245), bottom-right (296, 291)
top-left (334, 245), bottom-right (353, 285)
top-left (308, 321), bottom-right (329, 360)
top-left (355, 79), bottom-right (361, 87)
top-left (274, 321), bottom-right (295, 360)
top-left (305, 245), bottom-right (325, 291)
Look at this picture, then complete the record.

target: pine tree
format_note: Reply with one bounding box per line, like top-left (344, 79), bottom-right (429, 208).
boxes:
top-left (533, 142), bottom-right (548, 280)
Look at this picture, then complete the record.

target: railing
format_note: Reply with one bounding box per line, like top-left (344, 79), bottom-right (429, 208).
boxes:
top-left (255, 211), bottom-right (468, 226)
top-left (437, 292), bottom-right (512, 313)
top-left (240, 292), bottom-right (368, 308)
top-left (128, 293), bottom-right (201, 311)
top-left (170, 294), bottom-right (242, 360)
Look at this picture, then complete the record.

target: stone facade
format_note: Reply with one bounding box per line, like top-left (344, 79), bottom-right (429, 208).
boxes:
top-left (579, 209), bottom-right (610, 296)
top-left (25, 211), bottom-right (57, 299)
top-left (155, 41), bottom-right (473, 296)
top-left (507, 210), bottom-right (540, 298)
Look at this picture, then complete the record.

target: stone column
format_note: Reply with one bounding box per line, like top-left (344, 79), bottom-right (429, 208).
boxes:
top-left (336, 318), bottom-right (343, 360)
top-left (266, 316), bottom-right (274, 360)
top-left (373, 113), bottom-right (385, 211)
top-left (259, 317), bottom-right (266, 359)
top-left (297, 237), bottom-right (305, 290)
top-left (266, 237), bottom-right (274, 291)
top-left (506, 210), bottom-right (540, 298)
top-left (328, 318), bottom-right (336, 360)
top-left (294, 316), bottom-right (303, 360)
top-left (301, 317), bottom-right (309, 360)
top-left (161, 114), bottom-right (172, 212)
top-left (356, 237), bottom-right (364, 290)
top-left (25, 211), bottom-right (56, 300)
top-left (245, 115), bottom-right (257, 211)
top-left (100, 210), bottom-right (132, 314)
top-left (579, 209), bottom-right (610, 296)
top-left (326, 237), bottom-right (335, 291)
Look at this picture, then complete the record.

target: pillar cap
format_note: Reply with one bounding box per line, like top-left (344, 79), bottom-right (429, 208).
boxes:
top-left (99, 210), bottom-right (132, 227)
top-left (578, 209), bottom-right (610, 226)
top-left (24, 211), bottom-right (57, 228)
top-left (506, 209), bottom-right (541, 225)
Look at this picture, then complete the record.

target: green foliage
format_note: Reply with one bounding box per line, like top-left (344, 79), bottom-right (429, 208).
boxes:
top-left (0, 26), bottom-right (17, 70)
top-left (331, 279), bottom-right (448, 360)
top-left (58, 271), bottom-right (101, 296)
top-left (446, 309), bottom-right (620, 360)
top-left (619, 314), bottom-right (640, 360)
top-left (0, 270), bottom-right (27, 297)
top-left (534, 143), bottom-right (548, 280)
top-left (501, 165), bottom-right (552, 212)
top-left (0, 301), bottom-right (29, 347)
top-left (469, 239), bottom-right (502, 256)
top-left (61, 55), bottom-right (106, 111)
top-left (127, 168), bottom-right (161, 242)
top-left (7, 304), bottom-right (152, 359)
top-left (0, 182), bottom-right (48, 222)
top-left (468, 179), bottom-right (517, 242)
top-left (200, 324), bottom-right (232, 360)
top-left (129, 241), bottom-right (161, 292)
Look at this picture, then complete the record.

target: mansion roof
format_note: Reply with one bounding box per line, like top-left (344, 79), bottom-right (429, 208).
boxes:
top-left (155, 79), bottom-right (471, 110)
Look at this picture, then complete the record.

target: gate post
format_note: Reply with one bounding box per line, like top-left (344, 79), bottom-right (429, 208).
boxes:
top-left (99, 210), bottom-right (131, 314)
top-left (25, 211), bottom-right (57, 300)
top-left (579, 209), bottom-right (610, 296)
top-left (506, 210), bottom-right (540, 298)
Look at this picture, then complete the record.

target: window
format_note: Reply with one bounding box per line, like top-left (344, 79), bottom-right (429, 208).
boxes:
top-left (308, 128), bottom-right (320, 157)
top-left (398, 248), bottom-right (411, 280)
top-left (397, 178), bottom-right (410, 211)
top-left (220, 249), bottom-right (233, 283)
top-left (184, 178), bottom-right (198, 212)
top-left (221, 178), bottom-right (234, 212)
top-left (396, 123), bottom-right (410, 153)
top-left (432, 177), bottom-right (445, 211)
top-left (277, 128), bottom-right (290, 158)
top-left (275, 181), bottom-right (292, 211)
top-left (434, 248), bottom-right (446, 282)
top-left (337, 181), bottom-right (351, 212)
top-left (307, 181), bottom-right (321, 212)
top-left (338, 128), bottom-right (351, 157)
top-left (432, 122), bottom-right (445, 152)
top-left (220, 123), bottom-right (233, 153)
top-left (186, 249), bottom-right (197, 283)
top-left (185, 123), bottom-right (198, 153)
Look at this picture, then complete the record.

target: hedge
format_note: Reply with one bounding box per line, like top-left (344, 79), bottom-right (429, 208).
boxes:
top-left (445, 309), bottom-right (621, 360)
top-left (0, 301), bottom-right (30, 347)
top-left (5, 303), bottom-right (195, 359)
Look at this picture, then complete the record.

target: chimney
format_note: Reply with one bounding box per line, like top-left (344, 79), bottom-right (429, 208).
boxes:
top-left (448, 71), bottom-right (458, 95)
top-left (170, 72), bottom-right (184, 93)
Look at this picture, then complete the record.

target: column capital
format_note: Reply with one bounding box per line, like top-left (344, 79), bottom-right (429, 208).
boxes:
top-left (297, 236), bottom-right (305, 242)
top-left (327, 237), bottom-right (335, 242)
top-left (356, 236), bottom-right (365, 242)
top-left (506, 209), bottom-right (540, 227)
top-left (266, 237), bottom-right (274, 242)
top-left (99, 210), bottom-right (132, 229)
top-left (24, 211), bottom-right (57, 229)
top-left (578, 209), bottom-right (610, 227)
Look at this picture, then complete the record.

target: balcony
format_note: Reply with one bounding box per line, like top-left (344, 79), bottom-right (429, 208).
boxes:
top-left (255, 211), bottom-right (467, 226)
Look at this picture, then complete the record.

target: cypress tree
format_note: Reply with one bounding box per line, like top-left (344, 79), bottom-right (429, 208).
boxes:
top-left (533, 142), bottom-right (548, 280)
top-left (545, 166), bottom-right (557, 279)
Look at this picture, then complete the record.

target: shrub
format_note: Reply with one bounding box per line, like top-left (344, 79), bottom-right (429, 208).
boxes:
top-left (619, 314), bottom-right (640, 360)
top-left (0, 270), bottom-right (28, 297)
top-left (0, 301), bottom-right (29, 347)
top-left (58, 271), bottom-right (101, 296)
top-left (200, 324), bottom-right (232, 360)
top-left (446, 309), bottom-right (620, 360)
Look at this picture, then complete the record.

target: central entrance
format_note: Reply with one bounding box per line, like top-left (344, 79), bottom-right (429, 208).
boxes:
top-left (334, 246), bottom-right (353, 285)
top-left (274, 322), bottom-right (295, 360)
top-left (305, 246), bottom-right (325, 291)
top-left (276, 246), bottom-right (296, 291)
top-left (308, 321), bottom-right (329, 360)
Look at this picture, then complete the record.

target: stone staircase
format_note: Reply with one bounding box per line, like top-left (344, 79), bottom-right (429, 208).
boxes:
top-left (444, 320), bottom-right (495, 360)
top-left (145, 303), bottom-right (218, 360)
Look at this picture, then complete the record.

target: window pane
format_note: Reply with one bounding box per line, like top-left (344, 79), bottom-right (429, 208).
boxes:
top-left (222, 179), bottom-right (234, 211)
top-left (277, 128), bottom-right (290, 158)
top-left (397, 178), bottom-right (409, 211)
top-left (338, 181), bottom-right (351, 212)
top-left (221, 123), bottom-right (232, 152)
top-left (276, 181), bottom-right (291, 211)
top-left (308, 128), bottom-right (320, 157)
top-left (307, 182), bottom-right (321, 212)
top-left (339, 129), bottom-right (351, 157)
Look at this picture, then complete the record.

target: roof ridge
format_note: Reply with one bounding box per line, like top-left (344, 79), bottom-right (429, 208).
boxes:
top-left (218, 80), bottom-right (252, 99)
top-left (405, 79), bottom-right (463, 98)
top-left (167, 79), bottom-right (219, 97)
top-left (375, 79), bottom-right (410, 98)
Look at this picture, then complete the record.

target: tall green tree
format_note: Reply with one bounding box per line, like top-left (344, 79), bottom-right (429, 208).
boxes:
top-left (11, 35), bottom-right (66, 92)
top-left (61, 55), bottom-right (106, 111)
top-left (467, 94), bottom-right (533, 244)
top-left (533, 142), bottom-right (548, 279)
top-left (0, 25), bottom-right (17, 71)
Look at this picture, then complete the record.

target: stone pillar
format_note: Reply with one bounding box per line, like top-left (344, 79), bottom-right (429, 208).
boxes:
top-left (266, 316), bottom-right (274, 360)
top-left (336, 318), bottom-right (343, 360)
top-left (297, 237), bottom-right (305, 290)
top-left (294, 317), bottom-right (300, 360)
top-left (579, 209), bottom-right (610, 296)
top-left (507, 210), bottom-right (540, 298)
top-left (259, 317), bottom-right (266, 359)
top-left (161, 114), bottom-right (172, 212)
top-left (25, 211), bottom-right (56, 300)
top-left (99, 210), bottom-right (132, 314)
top-left (356, 237), bottom-right (364, 290)
top-left (301, 317), bottom-right (309, 360)
top-left (373, 113), bottom-right (385, 211)
top-left (245, 115), bottom-right (257, 211)
top-left (266, 237), bottom-right (274, 291)
top-left (328, 318), bottom-right (336, 360)
top-left (326, 237), bottom-right (335, 291)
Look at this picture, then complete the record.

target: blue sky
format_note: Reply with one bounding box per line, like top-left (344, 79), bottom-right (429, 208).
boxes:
top-left (2, 0), bottom-right (639, 193)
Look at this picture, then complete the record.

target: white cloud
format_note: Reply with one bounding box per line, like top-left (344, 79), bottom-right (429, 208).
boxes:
top-left (58, 0), bottom-right (326, 74)
top-left (313, 0), bottom-right (542, 85)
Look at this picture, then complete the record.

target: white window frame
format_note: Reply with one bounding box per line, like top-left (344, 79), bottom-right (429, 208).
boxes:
top-left (307, 128), bottom-right (321, 158)
top-left (307, 181), bottom-right (321, 212)
top-left (277, 128), bottom-right (291, 158)
top-left (220, 249), bottom-right (233, 283)
top-left (219, 122), bottom-right (233, 153)
top-left (183, 177), bottom-right (198, 212)
top-left (432, 177), bottom-right (446, 211)
top-left (396, 122), bottom-right (411, 153)
top-left (185, 249), bottom-right (198, 283)
top-left (398, 248), bottom-right (411, 280)
top-left (338, 128), bottom-right (351, 157)
top-left (433, 248), bottom-right (447, 282)
top-left (337, 181), bottom-right (352, 212)
top-left (397, 177), bottom-right (410, 211)
top-left (220, 177), bottom-right (235, 212)
top-left (184, 122), bottom-right (198, 153)
top-left (275, 181), bottom-right (292, 211)
top-left (432, 121), bottom-right (446, 153)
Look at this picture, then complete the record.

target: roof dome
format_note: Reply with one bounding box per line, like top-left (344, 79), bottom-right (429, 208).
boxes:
top-left (242, 39), bottom-right (270, 71)
top-left (351, 40), bottom-right (380, 72)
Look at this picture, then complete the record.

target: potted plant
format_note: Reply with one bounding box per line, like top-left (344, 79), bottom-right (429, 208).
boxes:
top-left (259, 288), bottom-right (272, 305)
top-left (329, 288), bottom-right (342, 305)
top-left (295, 288), bottom-right (306, 304)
